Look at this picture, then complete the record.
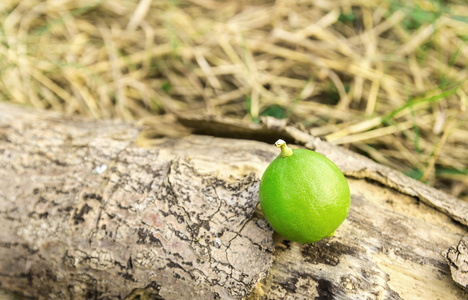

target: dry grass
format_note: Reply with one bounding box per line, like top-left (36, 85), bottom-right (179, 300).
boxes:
top-left (1, 0), bottom-right (467, 200)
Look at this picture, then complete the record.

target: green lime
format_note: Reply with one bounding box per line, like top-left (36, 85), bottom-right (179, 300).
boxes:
top-left (259, 139), bottom-right (350, 243)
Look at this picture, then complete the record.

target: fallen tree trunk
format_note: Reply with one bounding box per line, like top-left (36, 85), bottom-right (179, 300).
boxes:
top-left (0, 103), bottom-right (466, 299)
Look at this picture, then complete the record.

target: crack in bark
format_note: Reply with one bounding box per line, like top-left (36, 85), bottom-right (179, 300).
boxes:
top-left (0, 107), bottom-right (273, 299)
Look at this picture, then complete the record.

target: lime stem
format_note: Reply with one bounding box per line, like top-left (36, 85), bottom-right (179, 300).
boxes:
top-left (275, 139), bottom-right (293, 157)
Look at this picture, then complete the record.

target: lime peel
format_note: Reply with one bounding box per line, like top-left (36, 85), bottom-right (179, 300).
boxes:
top-left (259, 140), bottom-right (351, 244)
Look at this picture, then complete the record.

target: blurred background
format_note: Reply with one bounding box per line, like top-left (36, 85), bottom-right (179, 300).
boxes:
top-left (0, 0), bottom-right (467, 200)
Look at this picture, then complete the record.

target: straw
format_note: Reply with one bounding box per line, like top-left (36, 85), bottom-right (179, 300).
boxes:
top-left (1, 0), bottom-right (467, 200)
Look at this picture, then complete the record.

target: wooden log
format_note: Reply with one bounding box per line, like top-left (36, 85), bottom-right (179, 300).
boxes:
top-left (0, 103), bottom-right (466, 299)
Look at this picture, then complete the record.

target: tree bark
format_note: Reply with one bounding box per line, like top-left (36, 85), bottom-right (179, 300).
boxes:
top-left (0, 103), bottom-right (467, 299)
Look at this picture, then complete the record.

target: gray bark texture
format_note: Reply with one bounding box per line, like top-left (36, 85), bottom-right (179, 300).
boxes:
top-left (0, 103), bottom-right (467, 299)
